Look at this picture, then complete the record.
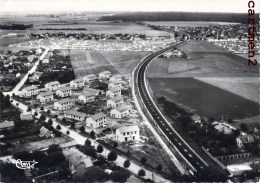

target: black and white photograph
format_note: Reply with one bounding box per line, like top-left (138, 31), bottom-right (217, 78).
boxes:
top-left (0, 0), bottom-right (259, 182)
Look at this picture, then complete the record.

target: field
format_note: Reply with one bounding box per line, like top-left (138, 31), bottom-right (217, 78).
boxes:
top-left (148, 78), bottom-right (259, 120)
top-left (61, 50), bottom-right (150, 76)
top-left (178, 40), bottom-right (228, 52)
top-left (143, 21), bottom-right (241, 27)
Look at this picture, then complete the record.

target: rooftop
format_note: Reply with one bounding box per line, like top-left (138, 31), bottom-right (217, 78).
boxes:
top-left (227, 164), bottom-right (252, 172)
top-left (65, 110), bottom-right (86, 118)
top-left (81, 91), bottom-right (95, 98)
top-left (114, 104), bottom-right (129, 112)
top-left (117, 125), bottom-right (139, 133)
top-left (72, 78), bottom-right (84, 83)
top-left (83, 87), bottom-right (99, 93)
top-left (0, 120), bottom-right (15, 129)
top-left (38, 91), bottom-right (53, 97)
top-left (23, 85), bottom-right (38, 91)
top-left (109, 86), bottom-right (121, 92)
top-left (47, 81), bottom-right (60, 86)
top-left (100, 71), bottom-right (111, 75)
top-left (57, 98), bottom-right (72, 104)
top-left (84, 74), bottom-right (97, 78)
top-left (91, 112), bottom-right (107, 120)
top-left (109, 95), bottom-right (124, 102)
top-left (59, 87), bottom-right (71, 92)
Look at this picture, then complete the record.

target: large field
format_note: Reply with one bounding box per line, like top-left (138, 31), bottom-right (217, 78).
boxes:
top-left (61, 50), bottom-right (150, 76)
top-left (143, 21), bottom-right (241, 27)
top-left (148, 78), bottom-right (259, 120)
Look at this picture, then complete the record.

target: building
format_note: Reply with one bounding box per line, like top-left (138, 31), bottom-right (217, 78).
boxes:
top-left (36, 91), bottom-right (53, 103)
top-left (108, 80), bottom-right (122, 89)
top-left (20, 112), bottom-right (34, 121)
top-left (78, 92), bottom-right (95, 104)
top-left (56, 87), bottom-right (72, 98)
top-left (83, 74), bottom-right (97, 83)
top-left (64, 110), bottom-right (86, 121)
top-left (191, 114), bottom-right (202, 124)
top-left (83, 87), bottom-right (100, 96)
top-left (99, 71), bottom-right (111, 79)
top-left (45, 81), bottom-right (60, 91)
top-left (21, 85), bottom-right (39, 97)
top-left (110, 104), bottom-right (130, 118)
top-left (0, 120), bottom-right (15, 131)
top-left (106, 86), bottom-right (121, 98)
top-left (214, 123), bottom-right (233, 135)
top-left (70, 78), bottom-right (85, 89)
top-left (107, 96), bottom-right (124, 108)
top-left (54, 98), bottom-right (72, 111)
top-left (236, 135), bottom-right (255, 148)
top-left (109, 74), bottom-right (122, 82)
top-left (39, 126), bottom-right (52, 138)
top-left (115, 125), bottom-right (140, 142)
top-left (227, 164), bottom-right (253, 176)
top-left (86, 112), bottom-right (107, 129)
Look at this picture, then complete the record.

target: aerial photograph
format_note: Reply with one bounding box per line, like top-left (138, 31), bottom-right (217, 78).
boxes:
top-left (0, 0), bottom-right (259, 182)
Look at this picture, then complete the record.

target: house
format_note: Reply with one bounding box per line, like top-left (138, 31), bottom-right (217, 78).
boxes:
top-left (78, 92), bottom-right (95, 104)
top-left (115, 125), bottom-right (140, 142)
top-left (45, 81), bottom-right (60, 91)
top-left (64, 110), bottom-right (86, 122)
top-left (70, 78), bottom-right (84, 89)
top-left (106, 86), bottom-right (121, 98)
top-left (21, 85), bottom-right (39, 97)
top-left (108, 80), bottom-right (122, 89)
top-left (86, 112), bottom-right (107, 129)
top-left (63, 148), bottom-right (93, 179)
top-left (54, 98), bottom-right (72, 111)
top-left (83, 74), bottom-right (97, 83)
top-left (110, 104), bottom-right (130, 118)
top-left (214, 123), bottom-right (233, 135)
top-left (107, 96), bottom-right (124, 108)
top-left (20, 112), bottom-right (34, 121)
top-left (236, 135), bottom-right (255, 148)
top-left (83, 87), bottom-right (100, 96)
top-left (227, 164), bottom-right (253, 176)
top-left (191, 114), bottom-right (202, 124)
top-left (39, 126), bottom-right (52, 138)
top-left (0, 120), bottom-right (15, 131)
top-left (99, 71), bottom-right (111, 79)
top-left (36, 91), bottom-right (53, 103)
top-left (56, 87), bottom-right (72, 98)
top-left (109, 74), bottom-right (122, 82)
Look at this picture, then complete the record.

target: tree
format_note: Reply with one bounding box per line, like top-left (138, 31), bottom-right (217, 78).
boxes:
top-left (54, 114), bottom-right (58, 119)
top-left (48, 119), bottom-right (53, 126)
top-left (40, 106), bottom-right (44, 110)
top-left (79, 125), bottom-right (85, 133)
top-left (141, 157), bottom-right (147, 165)
top-left (156, 163), bottom-right (162, 172)
top-left (83, 166), bottom-right (109, 182)
top-left (16, 103), bottom-right (19, 106)
top-left (113, 141), bottom-right (118, 148)
top-left (27, 106), bottom-right (32, 112)
top-left (96, 144), bottom-right (104, 154)
top-left (138, 169), bottom-right (146, 177)
top-left (3, 95), bottom-right (11, 107)
top-left (39, 114), bottom-right (46, 122)
top-left (109, 169), bottom-right (131, 182)
top-left (47, 144), bottom-right (62, 154)
top-left (0, 163), bottom-right (27, 182)
top-left (70, 122), bottom-right (75, 128)
top-left (240, 123), bottom-right (249, 132)
top-left (107, 151), bottom-right (117, 161)
top-left (34, 111), bottom-right (38, 116)
top-left (85, 139), bottom-right (92, 146)
top-left (83, 146), bottom-right (97, 158)
top-left (56, 124), bottom-right (61, 130)
top-left (90, 130), bottom-right (96, 139)
top-left (47, 109), bottom-right (51, 114)
top-left (62, 118), bottom-right (66, 123)
top-left (66, 130), bottom-right (70, 135)
top-left (123, 159), bottom-right (131, 168)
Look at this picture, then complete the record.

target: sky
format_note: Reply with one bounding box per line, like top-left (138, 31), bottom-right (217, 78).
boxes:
top-left (0, 0), bottom-right (248, 13)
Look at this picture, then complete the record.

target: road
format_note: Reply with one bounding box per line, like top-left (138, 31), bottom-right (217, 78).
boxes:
top-left (134, 35), bottom-right (212, 179)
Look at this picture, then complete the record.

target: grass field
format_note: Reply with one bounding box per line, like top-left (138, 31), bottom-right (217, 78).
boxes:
top-left (178, 40), bottom-right (228, 52)
top-left (148, 78), bottom-right (259, 120)
top-left (61, 50), bottom-right (150, 77)
top-left (143, 21), bottom-right (241, 27)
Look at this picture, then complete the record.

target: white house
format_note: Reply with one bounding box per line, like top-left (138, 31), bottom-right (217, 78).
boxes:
top-left (106, 86), bottom-right (121, 98)
top-left (56, 87), bottom-right (72, 98)
top-left (83, 74), bottom-right (97, 83)
top-left (83, 87), bottom-right (100, 96)
top-left (108, 80), bottom-right (122, 89)
top-left (109, 74), bottom-right (122, 82)
top-left (54, 98), bottom-right (72, 111)
top-left (45, 81), bottom-right (60, 91)
top-left (86, 112), bottom-right (107, 129)
top-left (99, 71), bottom-right (111, 79)
top-left (78, 92), bottom-right (95, 104)
top-left (21, 85), bottom-right (39, 97)
top-left (20, 112), bottom-right (34, 121)
top-left (64, 110), bottom-right (86, 122)
top-left (107, 96), bottom-right (124, 108)
top-left (37, 91), bottom-right (53, 103)
top-left (110, 104), bottom-right (130, 118)
top-left (115, 125), bottom-right (140, 142)
top-left (236, 135), bottom-right (255, 148)
top-left (70, 78), bottom-right (84, 89)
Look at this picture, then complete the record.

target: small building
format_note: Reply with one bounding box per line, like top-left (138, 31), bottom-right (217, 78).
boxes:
top-left (20, 112), bottom-right (34, 121)
top-left (86, 112), bottom-right (107, 129)
top-left (36, 91), bottom-right (53, 103)
top-left (108, 80), bottom-right (122, 89)
top-left (78, 92), bottom-right (95, 104)
top-left (70, 78), bottom-right (84, 89)
top-left (39, 126), bottom-right (52, 138)
top-left (191, 114), bottom-right (202, 124)
top-left (83, 74), bottom-right (97, 83)
top-left (110, 104), bottom-right (130, 118)
top-left (0, 120), bottom-right (15, 131)
top-left (56, 87), bottom-right (72, 98)
top-left (83, 87), bottom-right (100, 96)
top-left (99, 71), bottom-right (111, 79)
top-left (106, 86), bottom-right (121, 98)
top-left (107, 96), bottom-right (124, 108)
top-left (214, 123), bottom-right (233, 135)
top-left (109, 74), bottom-right (122, 82)
top-left (54, 98), bottom-right (72, 111)
top-left (21, 85), bottom-right (39, 97)
top-left (227, 164), bottom-right (253, 176)
top-left (64, 110), bottom-right (86, 122)
top-left (45, 81), bottom-right (60, 91)
top-left (236, 135), bottom-right (255, 148)
top-left (115, 125), bottom-right (140, 142)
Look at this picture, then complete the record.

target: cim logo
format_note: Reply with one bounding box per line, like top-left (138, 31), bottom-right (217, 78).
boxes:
top-left (16, 159), bottom-right (38, 170)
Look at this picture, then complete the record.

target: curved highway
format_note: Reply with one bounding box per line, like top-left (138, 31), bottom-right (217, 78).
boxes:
top-left (134, 35), bottom-right (212, 180)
